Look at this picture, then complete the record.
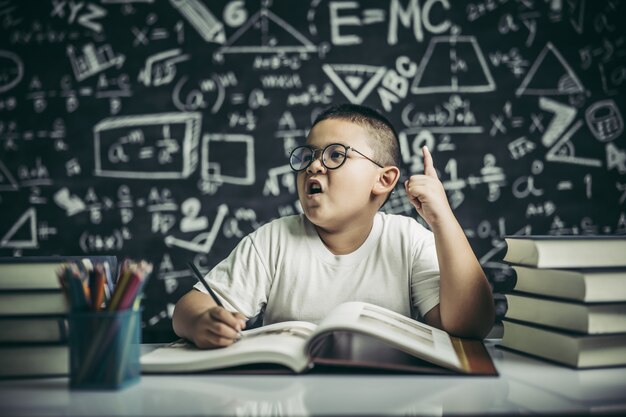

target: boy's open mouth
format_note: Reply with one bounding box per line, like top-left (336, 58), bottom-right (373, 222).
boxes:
top-left (307, 180), bottom-right (323, 195)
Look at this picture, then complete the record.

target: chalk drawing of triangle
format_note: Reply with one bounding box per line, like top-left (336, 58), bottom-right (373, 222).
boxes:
top-left (516, 42), bottom-right (585, 96)
top-left (322, 64), bottom-right (386, 105)
top-left (219, 8), bottom-right (316, 53)
top-left (0, 160), bottom-right (18, 191)
top-left (545, 120), bottom-right (602, 167)
top-left (1, 208), bottom-right (37, 249)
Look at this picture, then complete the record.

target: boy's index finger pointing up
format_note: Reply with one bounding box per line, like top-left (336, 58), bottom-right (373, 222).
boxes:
top-left (422, 145), bottom-right (437, 178)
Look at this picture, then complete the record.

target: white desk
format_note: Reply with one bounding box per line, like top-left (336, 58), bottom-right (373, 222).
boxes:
top-left (1, 341), bottom-right (625, 416)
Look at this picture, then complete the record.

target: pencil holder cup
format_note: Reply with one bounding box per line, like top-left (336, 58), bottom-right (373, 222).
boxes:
top-left (69, 309), bottom-right (141, 390)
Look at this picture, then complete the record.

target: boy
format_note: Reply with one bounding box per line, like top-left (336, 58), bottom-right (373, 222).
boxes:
top-left (173, 104), bottom-right (494, 348)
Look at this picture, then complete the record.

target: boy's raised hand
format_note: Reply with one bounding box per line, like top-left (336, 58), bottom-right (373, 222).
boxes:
top-left (404, 146), bottom-right (454, 228)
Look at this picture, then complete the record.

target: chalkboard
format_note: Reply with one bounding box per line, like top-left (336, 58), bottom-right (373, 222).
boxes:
top-left (1, 0), bottom-right (624, 341)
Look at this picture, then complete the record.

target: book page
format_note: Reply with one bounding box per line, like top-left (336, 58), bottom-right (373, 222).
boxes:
top-left (307, 302), bottom-right (462, 372)
top-left (141, 321), bottom-right (317, 374)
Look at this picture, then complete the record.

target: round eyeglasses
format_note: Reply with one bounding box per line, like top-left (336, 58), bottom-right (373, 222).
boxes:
top-left (289, 143), bottom-right (384, 172)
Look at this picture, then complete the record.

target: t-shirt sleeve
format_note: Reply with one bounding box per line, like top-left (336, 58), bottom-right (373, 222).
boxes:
top-left (410, 226), bottom-right (440, 318)
top-left (192, 234), bottom-right (270, 318)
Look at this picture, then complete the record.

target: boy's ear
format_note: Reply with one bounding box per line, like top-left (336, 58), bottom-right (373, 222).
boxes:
top-left (372, 166), bottom-right (400, 196)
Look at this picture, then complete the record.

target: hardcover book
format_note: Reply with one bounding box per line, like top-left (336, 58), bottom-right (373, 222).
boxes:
top-left (0, 292), bottom-right (69, 316)
top-left (0, 344), bottom-right (68, 378)
top-left (503, 236), bottom-right (626, 268)
top-left (504, 293), bottom-right (626, 334)
top-left (500, 319), bottom-right (626, 368)
top-left (141, 301), bottom-right (497, 375)
top-left (0, 316), bottom-right (68, 343)
top-left (511, 265), bottom-right (626, 302)
top-left (0, 256), bottom-right (117, 290)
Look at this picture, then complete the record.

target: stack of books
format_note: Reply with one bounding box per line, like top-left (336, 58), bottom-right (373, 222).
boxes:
top-left (0, 256), bottom-right (116, 378)
top-left (499, 235), bottom-right (626, 369)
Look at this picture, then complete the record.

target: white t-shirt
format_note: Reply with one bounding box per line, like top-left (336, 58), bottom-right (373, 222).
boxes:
top-left (194, 212), bottom-right (440, 325)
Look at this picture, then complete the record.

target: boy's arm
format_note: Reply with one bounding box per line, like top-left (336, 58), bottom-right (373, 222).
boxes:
top-left (405, 146), bottom-right (495, 339)
top-left (172, 289), bottom-right (247, 348)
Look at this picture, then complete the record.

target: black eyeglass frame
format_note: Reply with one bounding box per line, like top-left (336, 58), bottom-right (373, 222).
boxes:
top-left (289, 143), bottom-right (384, 172)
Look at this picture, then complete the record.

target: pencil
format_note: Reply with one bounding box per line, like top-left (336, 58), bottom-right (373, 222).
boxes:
top-left (187, 261), bottom-right (223, 307)
top-left (92, 265), bottom-right (106, 311)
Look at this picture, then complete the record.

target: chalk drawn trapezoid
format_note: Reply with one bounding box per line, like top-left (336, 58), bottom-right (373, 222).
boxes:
top-left (411, 36), bottom-right (496, 94)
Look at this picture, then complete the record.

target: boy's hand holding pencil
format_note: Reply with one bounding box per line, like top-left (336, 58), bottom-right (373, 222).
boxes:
top-left (185, 261), bottom-right (247, 349)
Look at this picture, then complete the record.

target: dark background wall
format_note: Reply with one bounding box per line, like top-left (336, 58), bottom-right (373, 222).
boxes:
top-left (1, 0), bottom-right (624, 341)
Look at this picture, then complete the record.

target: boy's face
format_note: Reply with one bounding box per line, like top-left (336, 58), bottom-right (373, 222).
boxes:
top-left (297, 119), bottom-right (381, 231)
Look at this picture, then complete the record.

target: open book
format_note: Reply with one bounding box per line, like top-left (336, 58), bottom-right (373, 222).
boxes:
top-left (141, 301), bottom-right (497, 375)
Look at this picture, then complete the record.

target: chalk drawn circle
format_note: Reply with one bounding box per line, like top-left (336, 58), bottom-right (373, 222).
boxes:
top-left (0, 50), bottom-right (24, 94)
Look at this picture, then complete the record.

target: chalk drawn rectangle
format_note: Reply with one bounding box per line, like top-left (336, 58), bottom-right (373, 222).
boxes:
top-left (94, 113), bottom-right (201, 179)
top-left (201, 134), bottom-right (255, 185)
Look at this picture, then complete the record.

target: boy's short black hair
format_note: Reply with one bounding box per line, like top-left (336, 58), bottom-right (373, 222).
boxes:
top-left (311, 104), bottom-right (401, 168)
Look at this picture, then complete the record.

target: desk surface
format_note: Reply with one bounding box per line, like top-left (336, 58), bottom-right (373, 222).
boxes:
top-left (1, 341), bottom-right (625, 417)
